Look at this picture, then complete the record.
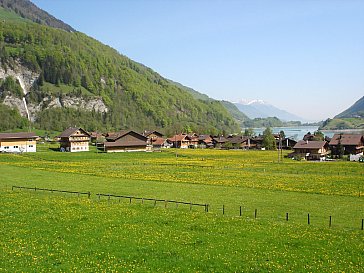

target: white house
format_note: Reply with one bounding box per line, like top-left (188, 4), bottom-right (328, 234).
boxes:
top-left (0, 132), bottom-right (38, 153)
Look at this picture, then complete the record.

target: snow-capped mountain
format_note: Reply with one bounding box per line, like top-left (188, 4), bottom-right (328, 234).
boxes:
top-left (233, 99), bottom-right (305, 121)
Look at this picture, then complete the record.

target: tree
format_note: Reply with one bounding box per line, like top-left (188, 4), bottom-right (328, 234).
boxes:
top-left (279, 130), bottom-right (285, 139)
top-left (243, 128), bottom-right (255, 137)
top-left (313, 130), bottom-right (324, 141)
top-left (262, 127), bottom-right (277, 150)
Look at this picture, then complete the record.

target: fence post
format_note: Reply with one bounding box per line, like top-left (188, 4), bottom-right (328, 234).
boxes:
top-left (12, 186), bottom-right (14, 191)
top-left (190, 202), bottom-right (192, 211)
top-left (240, 206), bottom-right (242, 217)
top-left (129, 197), bottom-right (132, 204)
top-left (308, 213), bottom-right (310, 225)
top-left (98, 194), bottom-right (100, 201)
top-left (223, 205), bottom-right (225, 215)
top-left (88, 192), bottom-right (91, 199)
top-left (254, 209), bottom-right (257, 219)
top-left (154, 200), bottom-right (157, 207)
top-left (361, 219), bottom-right (363, 230)
top-left (286, 212), bottom-right (289, 221)
top-left (329, 216), bottom-right (332, 227)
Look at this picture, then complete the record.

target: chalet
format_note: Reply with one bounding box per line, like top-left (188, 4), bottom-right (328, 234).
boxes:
top-left (188, 133), bottom-right (199, 148)
top-left (198, 135), bottom-right (214, 148)
top-left (329, 134), bottom-right (364, 155)
top-left (142, 130), bottom-right (164, 144)
top-left (212, 136), bottom-right (228, 149)
top-left (104, 130), bottom-right (148, 152)
top-left (168, 134), bottom-right (191, 148)
top-left (278, 138), bottom-right (297, 150)
top-left (227, 136), bottom-right (252, 149)
top-left (58, 127), bottom-right (91, 152)
top-left (292, 140), bottom-right (329, 160)
top-left (0, 132), bottom-right (38, 153)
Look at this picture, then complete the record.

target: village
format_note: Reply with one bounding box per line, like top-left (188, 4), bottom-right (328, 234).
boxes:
top-left (0, 127), bottom-right (363, 162)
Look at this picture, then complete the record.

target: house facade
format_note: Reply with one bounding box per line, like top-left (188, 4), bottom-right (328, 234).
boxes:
top-left (168, 134), bottom-right (191, 148)
top-left (58, 127), bottom-right (90, 152)
top-left (0, 132), bottom-right (38, 153)
top-left (329, 134), bottom-right (364, 155)
top-left (104, 130), bottom-right (148, 152)
top-left (292, 140), bottom-right (329, 160)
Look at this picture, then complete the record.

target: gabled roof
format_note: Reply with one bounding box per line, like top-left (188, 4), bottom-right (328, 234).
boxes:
top-left (168, 134), bottom-right (191, 142)
top-left (106, 130), bottom-right (148, 142)
top-left (329, 134), bottom-right (364, 146)
top-left (152, 137), bottom-right (166, 145)
top-left (143, 130), bottom-right (164, 138)
top-left (213, 136), bottom-right (228, 143)
top-left (293, 140), bottom-right (328, 149)
top-left (104, 139), bottom-right (147, 148)
top-left (58, 127), bottom-right (90, 138)
top-left (0, 132), bottom-right (38, 140)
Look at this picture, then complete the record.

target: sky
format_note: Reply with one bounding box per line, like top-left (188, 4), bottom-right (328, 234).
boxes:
top-left (31, 0), bottom-right (364, 122)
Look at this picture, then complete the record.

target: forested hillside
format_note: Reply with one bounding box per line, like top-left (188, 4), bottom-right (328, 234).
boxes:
top-left (0, 4), bottom-right (239, 134)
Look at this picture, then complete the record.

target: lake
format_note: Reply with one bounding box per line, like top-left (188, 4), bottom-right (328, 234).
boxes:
top-left (247, 126), bottom-right (364, 141)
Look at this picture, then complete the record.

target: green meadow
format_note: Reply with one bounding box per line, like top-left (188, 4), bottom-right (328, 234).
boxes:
top-left (1, 147), bottom-right (363, 272)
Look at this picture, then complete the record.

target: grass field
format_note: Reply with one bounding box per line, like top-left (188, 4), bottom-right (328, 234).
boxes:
top-left (1, 146), bottom-right (363, 272)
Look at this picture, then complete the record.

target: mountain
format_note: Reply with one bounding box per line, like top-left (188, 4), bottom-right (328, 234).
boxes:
top-left (233, 99), bottom-right (305, 122)
top-left (168, 80), bottom-right (250, 125)
top-left (0, 0), bottom-right (74, 32)
top-left (335, 96), bottom-right (364, 119)
top-left (319, 96), bottom-right (364, 130)
top-left (0, 1), bottom-right (239, 134)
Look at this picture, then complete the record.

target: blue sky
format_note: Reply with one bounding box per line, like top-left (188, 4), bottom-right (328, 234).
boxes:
top-left (32, 0), bottom-right (364, 121)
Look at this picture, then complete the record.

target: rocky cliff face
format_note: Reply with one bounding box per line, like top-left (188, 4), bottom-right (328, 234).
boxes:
top-left (0, 62), bottom-right (108, 122)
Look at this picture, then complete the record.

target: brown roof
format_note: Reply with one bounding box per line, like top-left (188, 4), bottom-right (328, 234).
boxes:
top-left (329, 134), bottom-right (364, 146)
top-left (293, 140), bottom-right (328, 149)
top-left (0, 132), bottom-right (38, 140)
top-left (104, 139), bottom-right (147, 148)
top-left (168, 134), bottom-right (190, 142)
top-left (58, 127), bottom-right (90, 138)
top-left (143, 130), bottom-right (164, 138)
top-left (152, 137), bottom-right (166, 145)
top-left (106, 130), bottom-right (148, 142)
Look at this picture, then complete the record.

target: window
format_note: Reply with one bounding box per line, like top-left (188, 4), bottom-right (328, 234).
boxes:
top-left (14, 146), bottom-right (18, 149)
top-left (28, 145), bottom-right (33, 148)
top-left (4, 146), bottom-right (9, 149)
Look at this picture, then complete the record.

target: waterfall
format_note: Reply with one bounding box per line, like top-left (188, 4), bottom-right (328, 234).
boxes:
top-left (16, 76), bottom-right (31, 121)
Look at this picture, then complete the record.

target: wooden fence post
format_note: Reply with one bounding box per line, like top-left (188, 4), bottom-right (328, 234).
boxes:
top-left (240, 206), bottom-right (242, 217)
top-left (308, 213), bottom-right (310, 225)
top-left (361, 219), bottom-right (363, 230)
top-left (223, 205), bottom-right (225, 215)
top-left (329, 216), bottom-right (332, 227)
top-left (286, 212), bottom-right (289, 221)
top-left (254, 209), bottom-right (257, 219)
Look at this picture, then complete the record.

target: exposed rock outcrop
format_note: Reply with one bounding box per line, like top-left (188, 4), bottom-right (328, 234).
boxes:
top-left (1, 63), bottom-right (108, 122)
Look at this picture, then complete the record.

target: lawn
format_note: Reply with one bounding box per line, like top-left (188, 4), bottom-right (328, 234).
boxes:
top-left (1, 147), bottom-right (363, 272)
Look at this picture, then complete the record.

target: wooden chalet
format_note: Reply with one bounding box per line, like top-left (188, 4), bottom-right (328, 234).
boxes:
top-left (0, 132), bottom-right (38, 153)
top-left (329, 134), bottom-right (364, 155)
top-left (212, 136), bottom-right (228, 149)
top-left (168, 134), bottom-right (191, 148)
top-left (292, 140), bottom-right (329, 160)
top-left (226, 136), bottom-right (252, 149)
top-left (104, 130), bottom-right (148, 152)
top-left (198, 135), bottom-right (214, 148)
top-left (58, 127), bottom-right (90, 152)
top-left (278, 138), bottom-right (297, 150)
top-left (188, 133), bottom-right (199, 148)
top-left (142, 130), bottom-right (164, 144)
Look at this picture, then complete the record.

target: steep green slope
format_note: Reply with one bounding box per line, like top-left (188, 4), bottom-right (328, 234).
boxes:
top-left (0, 0), bottom-right (74, 31)
top-left (319, 96), bottom-right (364, 130)
top-left (0, 7), bottom-right (239, 134)
top-left (335, 96), bottom-right (364, 119)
